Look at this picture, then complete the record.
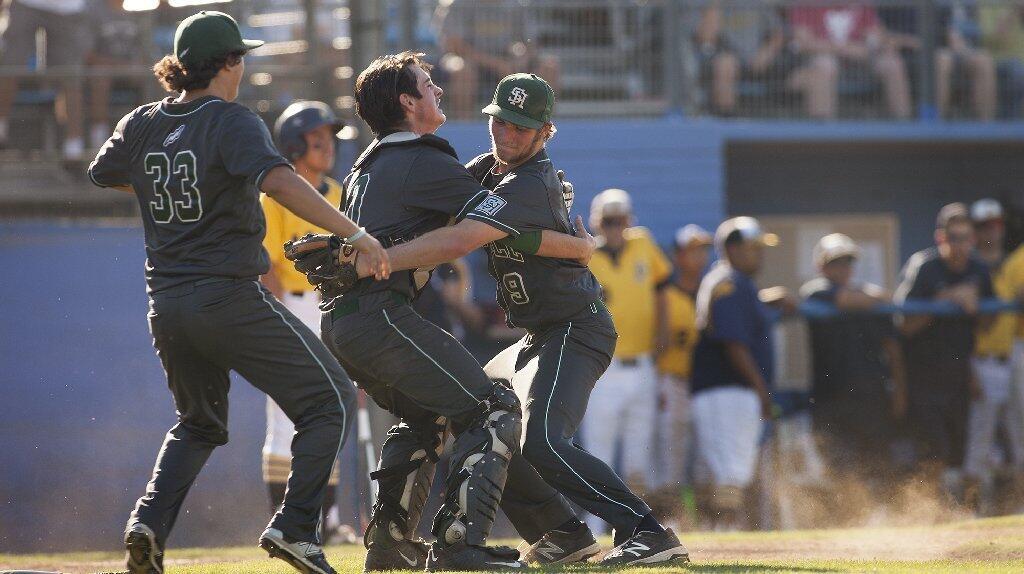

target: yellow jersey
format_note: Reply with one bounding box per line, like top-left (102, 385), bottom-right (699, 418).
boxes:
top-left (655, 282), bottom-right (698, 378)
top-left (261, 176), bottom-right (344, 294)
top-left (589, 226), bottom-right (672, 358)
top-left (975, 256), bottom-right (1016, 357)
top-left (1001, 245), bottom-right (1024, 341)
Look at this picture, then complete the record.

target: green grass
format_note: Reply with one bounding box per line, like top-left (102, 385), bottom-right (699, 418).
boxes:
top-left (3, 516), bottom-right (1024, 573)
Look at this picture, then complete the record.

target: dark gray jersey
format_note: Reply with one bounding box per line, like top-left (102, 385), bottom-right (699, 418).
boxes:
top-left (88, 96), bottom-right (289, 293)
top-left (338, 132), bottom-right (489, 304)
top-left (465, 150), bottom-right (601, 330)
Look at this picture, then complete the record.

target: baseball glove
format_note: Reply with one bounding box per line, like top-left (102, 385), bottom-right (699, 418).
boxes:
top-left (283, 233), bottom-right (359, 297)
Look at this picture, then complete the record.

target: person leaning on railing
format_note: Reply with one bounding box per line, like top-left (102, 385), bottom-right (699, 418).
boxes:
top-left (799, 233), bottom-right (906, 496)
top-left (894, 202), bottom-right (995, 497)
top-left (963, 199), bottom-right (1024, 513)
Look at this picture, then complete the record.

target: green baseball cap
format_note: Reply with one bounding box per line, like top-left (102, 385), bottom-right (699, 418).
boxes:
top-left (174, 11), bottom-right (263, 68)
top-left (482, 73), bottom-right (555, 129)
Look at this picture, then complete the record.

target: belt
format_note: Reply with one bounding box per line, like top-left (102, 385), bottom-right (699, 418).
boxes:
top-left (330, 291), bottom-right (408, 321)
top-left (617, 357), bottom-right (640, 367)
top-left (976, 353), bottom-right (1010, 364)
top-left (289, 290), bottom-right (312, 297)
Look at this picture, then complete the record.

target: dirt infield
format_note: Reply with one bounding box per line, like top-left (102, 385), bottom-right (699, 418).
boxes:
top-left (3, 516), bottom-right (1023, 573)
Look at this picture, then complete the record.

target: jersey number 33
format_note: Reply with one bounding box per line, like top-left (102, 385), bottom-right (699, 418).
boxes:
top-left (145, 150), bottom-right (203, 224)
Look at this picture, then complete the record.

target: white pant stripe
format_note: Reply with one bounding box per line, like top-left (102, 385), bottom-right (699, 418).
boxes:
top-left (545, 322), bottom-right (644, 518)
top-left (382, 308), bottom-right (479, 402)
top-left (254, 282), bottom-right (348, 542)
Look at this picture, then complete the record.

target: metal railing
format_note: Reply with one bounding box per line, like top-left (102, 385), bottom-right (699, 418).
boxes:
top-left (2, 0), bottom-right (1023, 161)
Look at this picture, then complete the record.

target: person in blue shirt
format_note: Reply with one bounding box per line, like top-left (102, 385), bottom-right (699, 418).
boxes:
top-left (691, 216), bottom-right (780, 530)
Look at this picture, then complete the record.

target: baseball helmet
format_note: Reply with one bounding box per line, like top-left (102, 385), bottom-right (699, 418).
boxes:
top-left (274, 101), bottom-right (344, 161)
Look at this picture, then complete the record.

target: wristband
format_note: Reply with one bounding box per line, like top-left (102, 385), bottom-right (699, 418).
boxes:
top-left (345, 227), bottom-right (367, 243)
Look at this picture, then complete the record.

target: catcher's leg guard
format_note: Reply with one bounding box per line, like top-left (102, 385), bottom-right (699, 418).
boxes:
top-left (432, 384), bottom-right (522, 546)
top-left (365, 417), bottom-right (447, 547)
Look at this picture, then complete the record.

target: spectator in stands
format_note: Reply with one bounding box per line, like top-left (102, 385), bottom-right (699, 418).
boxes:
top-left (964, 199), bottom-right (1024, 512)
top-left (978, 4), bottom-right (1024, 118)
top-left (788, 4), bottom-right (912, 120)
top-left (879, 4), bottom-right (996, 120)
top-left (800, 233), bottom-right (906, 489)
top-left (895, 203), bottom-right (994, 496)
top-left (0, 0), bottom-right (89, 159)
top-left (691, 217), bottom-right (782, 530)
top-left (692, 0), bottom-right (825, 118)
top-left (650, 224), bottom-right (711, 520)
top-left (86, 0), bottom-right (145, 152)
top-left (434, 0), bottom-right (559, 119)
top-left (583, 188), bottom-right (672, 533)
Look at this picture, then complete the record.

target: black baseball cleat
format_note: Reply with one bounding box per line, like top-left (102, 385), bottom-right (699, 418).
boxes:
top-left (518, 523), bottom-right (601, 565)
top-left (599, 528), bottom-right (690, 566)
top-left (364, 537), bottom-right (429, 571)
top-left (259, 527), bottom-right (338, 574)
top-left (425, 540), bottom-right (527, 571)
top-left (124, 523), bottom-right (164, 574)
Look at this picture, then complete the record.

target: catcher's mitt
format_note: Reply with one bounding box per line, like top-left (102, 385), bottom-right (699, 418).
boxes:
top-left (283, 233), bottom-right (359, 297)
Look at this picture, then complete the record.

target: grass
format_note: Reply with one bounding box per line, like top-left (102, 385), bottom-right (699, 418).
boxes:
top-left (3, 515), bottom-right (1024, 573)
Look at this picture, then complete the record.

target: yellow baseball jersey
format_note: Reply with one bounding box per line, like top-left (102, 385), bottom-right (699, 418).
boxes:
top-left (1000, 245), bottom-right (1024, 341)
top-left (656, 282), bottom-right (699, 378)
top-left (975, 257), bottom-right (1016, 357)
top-left (589, 226), bottom-right (672, 358)
top-left (261, 176), bottom-right (344, 293)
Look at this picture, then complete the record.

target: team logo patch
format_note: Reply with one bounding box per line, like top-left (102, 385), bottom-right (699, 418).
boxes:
top-left (474, 195), bottom-right (507, 216)
top-left (163, 125), bottom-right (185, 147)
top-left (508, 86), bottom-right (528, 109)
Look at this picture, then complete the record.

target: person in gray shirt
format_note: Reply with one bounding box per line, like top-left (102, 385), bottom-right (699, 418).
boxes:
top-left (88, 11), bottom-right (388, 574)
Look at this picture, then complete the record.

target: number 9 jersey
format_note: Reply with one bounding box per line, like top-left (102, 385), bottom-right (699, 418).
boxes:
top-left (88, 96), bottom-right (291, 293)
top-left (465, 149), bottom-right (601, 330)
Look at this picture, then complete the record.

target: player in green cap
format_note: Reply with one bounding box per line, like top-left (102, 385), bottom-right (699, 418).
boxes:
top-left (377, 73), bottom-right (689, 566)
top-left (88, 11), bottom-right (389, 574)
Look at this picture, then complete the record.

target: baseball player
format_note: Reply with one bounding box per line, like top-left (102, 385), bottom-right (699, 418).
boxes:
top-left (691, 217), bottom-right (778, 530)
top-left (310, 53), bottom-right (592, 572)
top-left (87, 12), bottom-right (389, 574)
top-left (650, 225), bottom-right (712, 510)
top-left (965, 199), bottom-right (1024, 509)
top-left (377, 73), bottom-right (688, 567)
top-left (260, 101), bottom-right (347, 534)
top-left (582, 187), bottom-right (673, 526)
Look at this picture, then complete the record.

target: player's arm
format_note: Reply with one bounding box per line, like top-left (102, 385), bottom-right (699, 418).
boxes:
top-left (380, 218), bottom-right (507, 274)
top-left (88, 110), bottom-right (134, 193)
top-left (261, 165), bottom-right (390, 279)
top-left (497, 215), bottom-right (595, 264)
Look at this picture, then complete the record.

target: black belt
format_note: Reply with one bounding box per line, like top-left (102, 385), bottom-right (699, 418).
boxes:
top-left (289, 290), bottom-right (309, 297)
top-left (617, 357), bottom-right (640, 367)
top-left (977, 353), bottom-right (1010, 364)
top-left (330, 291), bottom-right (409, 321)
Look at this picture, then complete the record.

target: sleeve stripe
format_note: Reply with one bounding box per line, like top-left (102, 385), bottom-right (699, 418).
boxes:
top-left (86, 167), bottom-right (106, 188)
top-left (254, 160), bottom-right (293, 192)
top-left (466, 212), bottom-right (520, 237)
top-left (455, 189), bottom-right (489, 220)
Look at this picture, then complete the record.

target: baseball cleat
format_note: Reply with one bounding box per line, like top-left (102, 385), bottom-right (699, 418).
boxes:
top-left (364, 537), bottom-right (429, 571)
top-left (599, 527), bottom-right (689, 566)
top-left (518, 522), bottom-right (601, 565)
top-left (124, 523), bottom-right (164, 574)
top-left (425, 540), bottom-right (527, 571)
top-left (259, 527), bottom-right (338, 574)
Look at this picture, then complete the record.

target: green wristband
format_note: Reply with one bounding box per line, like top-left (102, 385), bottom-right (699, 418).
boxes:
top-left (500, 230), bottom-right (542, 254)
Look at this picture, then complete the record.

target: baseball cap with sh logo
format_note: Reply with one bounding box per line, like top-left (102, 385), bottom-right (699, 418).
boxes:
top-left (174, 11), bottom-right (264, 68)
top-left (482, 73), bottom-right (555, 129)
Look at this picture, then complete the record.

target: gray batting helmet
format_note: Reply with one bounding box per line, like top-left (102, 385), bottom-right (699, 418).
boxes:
top-left (274, 101), bottom-right (344, 161)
